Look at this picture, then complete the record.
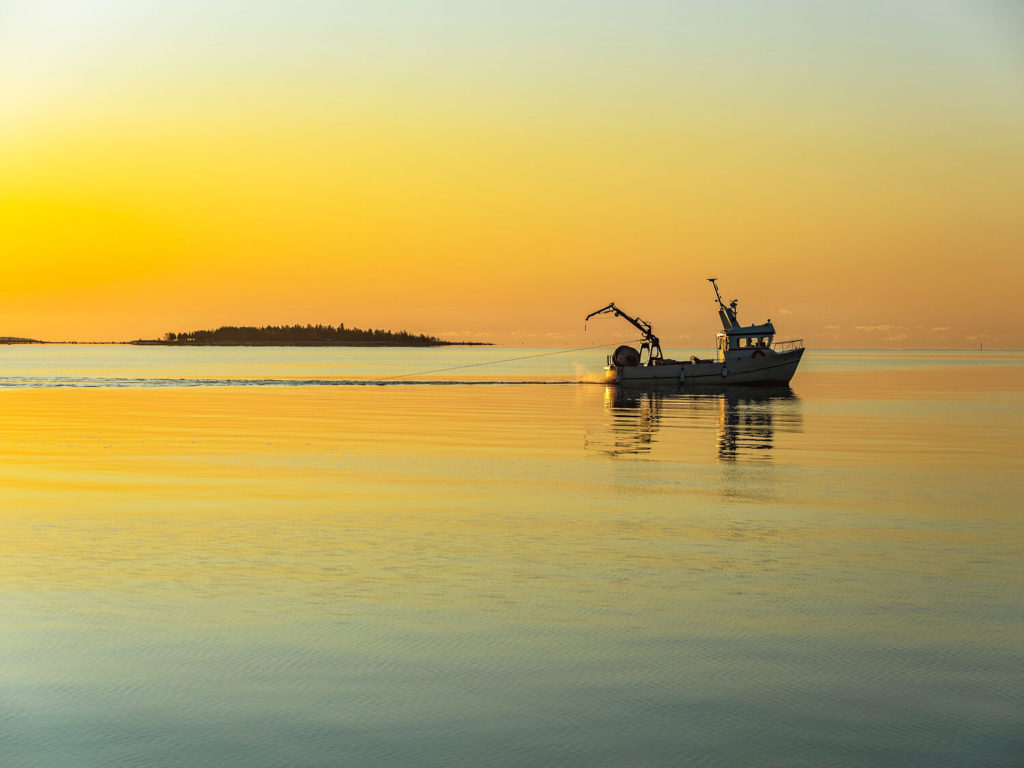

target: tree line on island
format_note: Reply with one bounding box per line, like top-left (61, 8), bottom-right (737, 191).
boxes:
top-left (135, 323), bottom-right (488, 346)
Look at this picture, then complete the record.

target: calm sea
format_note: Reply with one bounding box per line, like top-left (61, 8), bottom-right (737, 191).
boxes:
top-left (2, 346), bottom-right (1022, 767)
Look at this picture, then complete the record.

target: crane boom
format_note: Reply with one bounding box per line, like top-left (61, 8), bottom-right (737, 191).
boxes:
top-left (584, 302), bottom-right (663, 364)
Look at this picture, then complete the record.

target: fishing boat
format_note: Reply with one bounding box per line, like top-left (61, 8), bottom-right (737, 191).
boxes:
top-left (586, 278), bottom-right (804, 386)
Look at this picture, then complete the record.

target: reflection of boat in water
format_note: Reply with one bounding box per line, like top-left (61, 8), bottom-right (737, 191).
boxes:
top-left (585, 278), bottom-right (804, 386)
top-left (588, 384), bottom-right (801, 461)
top-left (710, 386), bottom-right (797, 461)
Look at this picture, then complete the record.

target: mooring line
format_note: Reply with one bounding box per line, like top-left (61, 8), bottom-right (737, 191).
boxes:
top-left (379, 340), bottom-right (640, 381)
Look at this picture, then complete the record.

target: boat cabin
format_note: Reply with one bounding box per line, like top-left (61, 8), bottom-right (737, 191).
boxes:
top-left (716, 321), bottom-right (775, 362)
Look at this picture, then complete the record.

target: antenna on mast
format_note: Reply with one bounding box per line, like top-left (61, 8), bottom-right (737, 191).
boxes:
top-left (707, 277), bottom-right (724, 308)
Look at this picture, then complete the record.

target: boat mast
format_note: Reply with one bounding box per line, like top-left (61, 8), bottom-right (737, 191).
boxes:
top-left (707, 278), bottom-right (738, 331)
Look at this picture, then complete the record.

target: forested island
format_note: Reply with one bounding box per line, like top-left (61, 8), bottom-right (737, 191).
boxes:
top-left (131, 324), bottom-right (489, 347)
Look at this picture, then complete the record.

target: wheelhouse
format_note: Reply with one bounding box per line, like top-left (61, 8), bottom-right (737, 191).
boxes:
top-left (716, 323), bottom-right (776, 362)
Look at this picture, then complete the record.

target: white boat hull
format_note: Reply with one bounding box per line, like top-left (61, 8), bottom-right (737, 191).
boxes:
top-left (608, 348), bottom-right (804, 386)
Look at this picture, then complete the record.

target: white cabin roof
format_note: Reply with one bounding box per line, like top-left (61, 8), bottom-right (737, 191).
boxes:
top-left (723, 321), bottom-right (775, 337)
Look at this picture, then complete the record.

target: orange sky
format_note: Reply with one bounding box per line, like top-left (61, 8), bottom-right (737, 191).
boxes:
top-left (2, 2), bottom-right (1023, 348)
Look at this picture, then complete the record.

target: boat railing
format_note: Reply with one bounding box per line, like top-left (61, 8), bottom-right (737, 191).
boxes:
top-left (772, 339), bottom-right (804, 353)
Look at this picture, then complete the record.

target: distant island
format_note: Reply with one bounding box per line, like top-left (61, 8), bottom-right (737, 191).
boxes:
top-left (0, 336), bottom-right (43, 344)
top-left (131, 324), bottom-right (490, 347)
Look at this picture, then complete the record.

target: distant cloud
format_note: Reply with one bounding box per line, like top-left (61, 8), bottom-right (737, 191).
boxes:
top-left (439, 329), bottom-right (492, 339)
top-left (884, 334), bottom-right (909, 341)
top-left (777, 308), bottom-right (794, 315)
top-left (824, 324), bottom-right (840, 330)
top-left (508, 330), bottom-right (575, 343)
top-left (930, 326), bottom-right (950, 331)
top-left (854, 324), bottom-right (898, 332)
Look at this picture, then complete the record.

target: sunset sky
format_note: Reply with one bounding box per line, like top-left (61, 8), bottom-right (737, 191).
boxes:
top-left (2, 1), bottom-right (1022, 348)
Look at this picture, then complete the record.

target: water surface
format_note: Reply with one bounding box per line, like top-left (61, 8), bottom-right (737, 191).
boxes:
top-left (2, 347), bottom-right (1022, 767)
